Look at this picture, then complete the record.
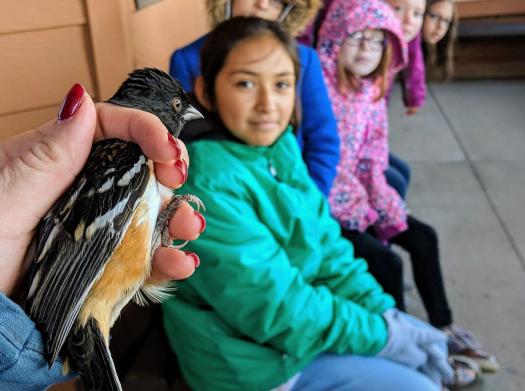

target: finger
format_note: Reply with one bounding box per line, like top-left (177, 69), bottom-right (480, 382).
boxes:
top-left (426, 343), bottom-right (454, 381)
top-left (420, 364), bottom-right (442, 385)
top-left (151, 247), bottom-right (200, 281)
top-left (404, 344), bottom-right (428, 369)
top-left (154, 140), bottom-right (189, 189)
top-left (95, 102), bottom-right (182, 164)
top-left (0, 88), bottom-right (96, 234)
top-left (168, 202), bottom-right (206, 241)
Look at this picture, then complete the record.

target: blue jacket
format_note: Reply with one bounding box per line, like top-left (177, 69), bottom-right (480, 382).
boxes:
top-left (0, 294), bottom-right (72, 390)
top-left (170, 34), bottom-right (340, 197)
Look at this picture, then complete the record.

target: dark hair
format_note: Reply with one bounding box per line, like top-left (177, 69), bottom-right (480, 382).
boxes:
top-left (424, 0), bottom-right (458, 81)
top-left (200, 16), bottom-right (301, 115)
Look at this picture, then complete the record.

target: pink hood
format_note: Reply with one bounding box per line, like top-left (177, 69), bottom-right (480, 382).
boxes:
top-left (317, 0), bottom-right (407, 89)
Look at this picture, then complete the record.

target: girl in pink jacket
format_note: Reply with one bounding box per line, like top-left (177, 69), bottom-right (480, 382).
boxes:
top-left (317, 0), bottom-right (497, 385)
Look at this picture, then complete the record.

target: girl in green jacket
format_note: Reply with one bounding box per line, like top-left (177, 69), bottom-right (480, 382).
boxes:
top-left (163, 16), bottom-right (452, 391)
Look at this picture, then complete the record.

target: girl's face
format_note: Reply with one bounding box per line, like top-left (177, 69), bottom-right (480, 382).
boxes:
top-left (340, 29), bottom-right (385, 77)
top-left (232, 0), bottom-right (287, 21)
top-left (423, 1), bottom-right (454, 44)
top-left (388, 0), bottom-right (426, 41)
top-left (213, 34), bottom-right (296, 146)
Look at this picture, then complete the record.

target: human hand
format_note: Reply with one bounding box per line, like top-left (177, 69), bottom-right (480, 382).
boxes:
top-left (378, 309), bottom-right (453, 384)
top-left (406, 106), bottom-right (420, 115)
top-left (0, 84), bottom-right (204, 297)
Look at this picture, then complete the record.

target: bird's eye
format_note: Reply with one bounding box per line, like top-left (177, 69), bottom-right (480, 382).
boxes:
top-left (173, 98), bottom-right (182, 112)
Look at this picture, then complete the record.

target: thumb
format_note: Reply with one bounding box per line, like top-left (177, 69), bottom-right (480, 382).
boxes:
top-left (1, 84), bottom-right (97, 235)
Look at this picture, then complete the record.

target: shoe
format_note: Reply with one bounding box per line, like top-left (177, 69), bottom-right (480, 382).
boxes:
top-left (442, 324), bottom-right (499, 373)
top-left (444, 355), bottom-right (480, 389)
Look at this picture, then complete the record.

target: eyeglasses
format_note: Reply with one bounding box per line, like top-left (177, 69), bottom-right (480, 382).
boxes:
top-left (425, 11), bottom-right (452, 28)
top-left (345, 31), bottom-right (386, 51)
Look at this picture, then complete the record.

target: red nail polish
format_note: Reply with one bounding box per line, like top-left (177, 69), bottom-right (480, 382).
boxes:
top-left (185, 251), bottom-right (200, 268)
top-left (58, 83), bottom-right (85, 120)
top-left (194, 211), bottom-right (206, 233)
top-left (168, 134), bottom-right (181, 160)
top-left (175, 159), bottom-right (188, 183)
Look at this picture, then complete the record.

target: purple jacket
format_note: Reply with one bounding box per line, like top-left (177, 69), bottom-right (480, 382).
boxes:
top-left (317, 0), bottom-right (409, 240)
top-left (388, 32), bottom-right (427, 108)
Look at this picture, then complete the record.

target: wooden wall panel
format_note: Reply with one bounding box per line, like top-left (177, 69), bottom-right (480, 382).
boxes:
top-left (456, 0), bottom-right (525, 19)
top-left (0, 106), bottom-right (58, 141)
top-left (85, 0), bottom-right (134, 100)
top-left (0, 26), bottom-right (95, 116)
top-left (130, 0), bottom-right (208, 71)
top-left (0, 0), bottom-right (86, 34)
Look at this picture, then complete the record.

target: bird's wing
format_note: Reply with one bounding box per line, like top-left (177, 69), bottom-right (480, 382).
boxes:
top-left (26, 139), bottom-right (151, 365)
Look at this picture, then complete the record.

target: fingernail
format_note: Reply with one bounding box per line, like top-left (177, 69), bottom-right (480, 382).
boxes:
top-left (194, 211), bottom-right (206, 233)
top-left (175, 159), bottom-right (188, 183)
top-left (58, 83), bottom-right (85, 120)
top-left (168, 134), bottom-right (181, 160)
top-left (185, 251), bottom-right (200, 268)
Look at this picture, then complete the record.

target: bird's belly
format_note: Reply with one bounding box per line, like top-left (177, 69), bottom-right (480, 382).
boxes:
top-left (78, 176), bottom-right (161, 339)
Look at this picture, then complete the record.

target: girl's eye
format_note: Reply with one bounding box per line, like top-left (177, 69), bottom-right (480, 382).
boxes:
top-left (236, 80), bottom-right (254, 88)
top-left (276, 81), bottom-right (291, 90)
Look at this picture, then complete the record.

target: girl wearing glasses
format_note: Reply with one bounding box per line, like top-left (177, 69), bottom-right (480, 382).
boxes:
top-left (318, 0), bottom-right (496, 387)
top-left (423, 0), bottom-right (458, 80)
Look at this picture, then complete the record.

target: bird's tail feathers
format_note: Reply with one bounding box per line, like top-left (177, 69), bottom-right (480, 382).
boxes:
top-left (67, 317), bottom-right (122, 391)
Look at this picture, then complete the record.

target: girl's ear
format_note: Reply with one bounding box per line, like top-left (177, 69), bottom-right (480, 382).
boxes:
top-left (194, 76), bottom-right (212, 110)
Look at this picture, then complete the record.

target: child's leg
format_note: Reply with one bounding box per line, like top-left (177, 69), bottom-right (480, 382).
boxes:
top-left (341, 229), bottom-right (405, 310)
top-left (389, 153), bottom-right (411, 186)
top-left (390, 215), bottom-right (453, 328)
top-left (385, 153), bottom-right (411, 199)
top-left (291, 354), bottom-right (440, 391)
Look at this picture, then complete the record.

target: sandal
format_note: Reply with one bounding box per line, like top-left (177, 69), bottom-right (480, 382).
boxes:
top-left (442, 324), bottom-right (499, 373)
top-left (444, 355), bottom-right (481, 389)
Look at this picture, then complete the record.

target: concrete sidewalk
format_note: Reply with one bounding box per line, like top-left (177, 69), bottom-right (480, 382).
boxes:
top-left (388, 79), bottom-right (525, 390)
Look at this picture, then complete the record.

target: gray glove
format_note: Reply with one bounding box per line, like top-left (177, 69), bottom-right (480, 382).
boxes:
top-left (378, 309), bottom-right (453, 384)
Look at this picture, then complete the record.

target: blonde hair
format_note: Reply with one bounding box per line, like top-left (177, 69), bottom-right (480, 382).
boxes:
top-left (337, 41), bottom-right (392, 101)
top-left (206, 0), bottom-right (322, 36)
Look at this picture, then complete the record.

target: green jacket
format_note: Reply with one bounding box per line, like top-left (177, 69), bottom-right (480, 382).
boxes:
top-left (162, 128), bottom-right (395, 391)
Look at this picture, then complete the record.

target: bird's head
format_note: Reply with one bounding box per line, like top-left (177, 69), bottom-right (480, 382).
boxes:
top-left (107, 67), bottom-right (203, 137)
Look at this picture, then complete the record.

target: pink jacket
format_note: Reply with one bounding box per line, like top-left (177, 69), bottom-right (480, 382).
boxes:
top-left (317, 0), bottom-right (409, 240)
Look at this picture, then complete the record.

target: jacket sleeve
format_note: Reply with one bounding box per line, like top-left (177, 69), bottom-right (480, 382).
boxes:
top-left (298, 47), bottom-right (340, 197)
top-left (400, 34), bottom-right (426, 109)
top-left (0, 294), bottom-right (73, 388)
top-left (329, 166), bottom-right (379, 233)
top-left (359, 108), bottom-right (408, 241)
top-left (316, 194), bottom-right (396, 313)
top-left (181, 181), bottom-right (391, 358)
top-left (169, 48), bottom-right (195, 92)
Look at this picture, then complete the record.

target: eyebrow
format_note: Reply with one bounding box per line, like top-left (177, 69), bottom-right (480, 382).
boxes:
top-left (229, 70), bottom-right (294, 77)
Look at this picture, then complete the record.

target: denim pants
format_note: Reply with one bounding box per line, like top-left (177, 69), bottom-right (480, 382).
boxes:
top-left (291, 354), bottom-right (440, 391)
top-left (385, 153), bottom-right (411, 199)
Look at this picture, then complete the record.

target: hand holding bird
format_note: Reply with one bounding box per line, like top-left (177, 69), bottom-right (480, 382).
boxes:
top-left (0, 69), bottom-right (205, 390)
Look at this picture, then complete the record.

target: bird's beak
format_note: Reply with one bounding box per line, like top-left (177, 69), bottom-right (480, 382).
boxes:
top-left (183, 105), bottom-right (204, 122)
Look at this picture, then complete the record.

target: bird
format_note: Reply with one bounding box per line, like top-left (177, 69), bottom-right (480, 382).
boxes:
top-left (24, 68), bottom-right (203, 391)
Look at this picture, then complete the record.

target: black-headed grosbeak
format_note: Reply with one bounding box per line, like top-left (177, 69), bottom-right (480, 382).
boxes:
top-left (24, 68), bottom-right (203, 391)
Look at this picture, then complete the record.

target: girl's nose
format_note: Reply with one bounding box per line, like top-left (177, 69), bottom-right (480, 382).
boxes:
top-left (256, 86), bottom-right (274, 112)
top-left (256, 0), bottom-right (271, 10)
top-left (404, 12), bottom-right (415, 27)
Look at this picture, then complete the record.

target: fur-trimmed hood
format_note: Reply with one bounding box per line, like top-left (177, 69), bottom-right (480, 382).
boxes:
top-left (206, 0), bottom-right (322, 36)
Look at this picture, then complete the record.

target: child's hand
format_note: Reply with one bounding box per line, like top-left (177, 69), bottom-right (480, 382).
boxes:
top-left (406, 106), bottom-right (420, 116)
